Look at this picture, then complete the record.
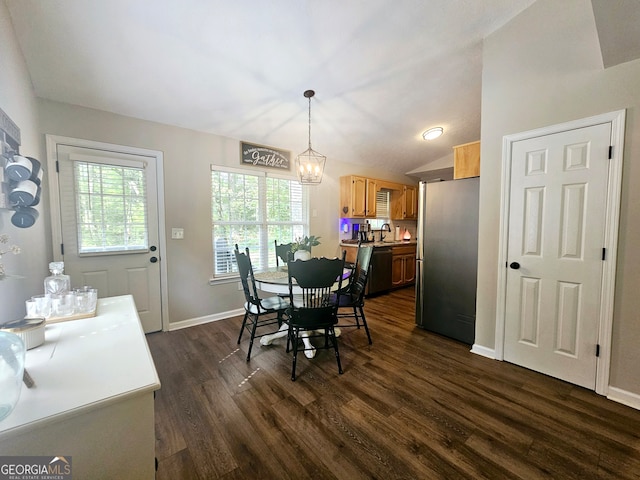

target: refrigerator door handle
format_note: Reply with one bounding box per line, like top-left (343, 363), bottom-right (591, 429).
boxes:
top-left (416, 182), bottom-right (426, 260)
top-left (415, 259), bottom-right (424, 327)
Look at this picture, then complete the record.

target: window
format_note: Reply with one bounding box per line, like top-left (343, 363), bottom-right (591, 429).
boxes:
top-left (74, 161), bottom-right (148, 254)
top-left (211, 166), bottom-right (308, 277)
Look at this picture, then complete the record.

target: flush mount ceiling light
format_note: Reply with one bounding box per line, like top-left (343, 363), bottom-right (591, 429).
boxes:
top-left (422, 127), bottom-right (444, 140)
top-left (295, 90), bottom-right (326, 185)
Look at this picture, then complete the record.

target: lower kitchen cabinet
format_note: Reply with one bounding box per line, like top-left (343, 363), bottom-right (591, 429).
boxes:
top-left (391, 245), bottom-right (416, 288)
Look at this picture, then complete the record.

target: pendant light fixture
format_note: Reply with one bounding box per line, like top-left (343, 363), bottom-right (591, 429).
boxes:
top-left (295, 90), bottom-right (325, 185)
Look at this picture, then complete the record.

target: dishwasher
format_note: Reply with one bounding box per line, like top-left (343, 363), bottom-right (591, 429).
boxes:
top-left (367, 247), bottom-right (392, 296)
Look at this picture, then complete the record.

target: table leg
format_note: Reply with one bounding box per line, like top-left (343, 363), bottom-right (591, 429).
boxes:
top-left (260, 323), bottom-right (288, 346)
top-left (259, 324), bottom-right (318, 359)
top-left (301, 332), bottom-right (316, 359)
top-left (260, 327), bottom-right (340, 360)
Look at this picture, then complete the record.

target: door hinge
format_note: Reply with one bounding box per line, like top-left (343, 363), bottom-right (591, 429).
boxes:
top-left (56, 160), bottom-right (60, 173)
top-left (608, 146), bottom-right (613, 159)
top-left (596, 344), bottom-right (600, 357)
top-left (602, 247), bottom-right (606, 261)
top-left (60, 243), bottom-right (64, 255)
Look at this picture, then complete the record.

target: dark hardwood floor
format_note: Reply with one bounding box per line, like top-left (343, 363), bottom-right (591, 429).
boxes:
top-left (148, 287), bottom-right (640, 479)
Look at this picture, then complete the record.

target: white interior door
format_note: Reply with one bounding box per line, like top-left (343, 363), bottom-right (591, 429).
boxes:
top-left (503, 123), bottom-right (611, 389)
top-left (52, 142), bottom-right (164, 333)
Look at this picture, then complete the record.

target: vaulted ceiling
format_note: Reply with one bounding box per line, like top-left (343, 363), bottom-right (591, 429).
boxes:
top-left (6, 1), bottom-right (634, 175)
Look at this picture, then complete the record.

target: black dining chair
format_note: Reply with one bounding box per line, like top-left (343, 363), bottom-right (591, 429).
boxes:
top-left (334, 244), bottom-right (374, 345)
top-left (285, 253), bottom-right (346, 381)
top-left (234, 244), bottom-right (289, 361)
top-left (274, 241), bottom-right (294, 267)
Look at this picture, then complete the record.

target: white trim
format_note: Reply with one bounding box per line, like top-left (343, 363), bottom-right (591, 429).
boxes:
top-left (45, 135), bottom-right (170, 331)
top-left (607, 386), bottom-right (640, 411)
top-left (211, 163), bottom-right (264, 175)
top-left (210, 163), bottom-right (298, 182)
top-left (168, 308), bottom-right (244, 331)
top-left (494, 110), bottom-right (626, 396)
top-left (470, 344), bottom-right (496, 359)
top-left (209, 275), bottom-right (240, 286)
top-left (70, 152), bottom-right (147, 169)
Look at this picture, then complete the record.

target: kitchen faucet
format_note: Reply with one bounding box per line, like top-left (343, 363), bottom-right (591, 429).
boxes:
top-left (380, 223), bottom-right (391, 241)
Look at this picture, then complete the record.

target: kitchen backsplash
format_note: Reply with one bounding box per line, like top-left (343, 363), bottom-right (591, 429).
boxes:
top-left (338, 218), bottom-right (417, 243)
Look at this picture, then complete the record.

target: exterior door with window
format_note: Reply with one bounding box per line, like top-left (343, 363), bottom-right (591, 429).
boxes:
top-left (52, 141), bottom-right (163, 333)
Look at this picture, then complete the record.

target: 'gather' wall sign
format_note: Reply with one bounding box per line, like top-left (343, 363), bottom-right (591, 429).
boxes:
top-left (240, 142), bottom-right (290, 171)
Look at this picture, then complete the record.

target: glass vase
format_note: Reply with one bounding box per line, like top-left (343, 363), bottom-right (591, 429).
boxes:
top-left (0, 331), bottom-right (26, 422)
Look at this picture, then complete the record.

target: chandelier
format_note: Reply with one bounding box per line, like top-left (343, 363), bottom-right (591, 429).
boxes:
top-left (295, 90), bottom-right (326, 185)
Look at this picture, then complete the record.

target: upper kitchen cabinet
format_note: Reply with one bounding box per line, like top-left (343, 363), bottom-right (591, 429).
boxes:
top-left (340, 175), bottom-right (417, 219)
top-left (365, 178), bottom-right (378, 217)
top-left (390, 185), bottom-right (418, 220)
top-left (340, 175), bottom-right (367, 217)
top-left (453, 141), bottom-right (480, 179)
top-left (340, 175), bottom-right (380, 218)
top-left (403, 185), bottom-right (418, 219)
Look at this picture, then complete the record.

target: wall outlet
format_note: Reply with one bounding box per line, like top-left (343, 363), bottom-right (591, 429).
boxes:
top-left (171, 228), bottom-right (184, 239)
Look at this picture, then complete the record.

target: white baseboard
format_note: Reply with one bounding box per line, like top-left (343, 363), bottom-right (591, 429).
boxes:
top-left (470, 344), bottom-right (496, 359)
top-left (607, 386), bottom-right (640, 411)
top-left (168, 308), bottom-right (244, 331)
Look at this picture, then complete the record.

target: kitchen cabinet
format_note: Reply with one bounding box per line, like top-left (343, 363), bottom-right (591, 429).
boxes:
top-left (391, 245), bottom-right (416, 287)
top-left (365, 178), bottom-right (378, 217)
top-left (453, 140), bottom-right (480, 179)
top-left (403, 185), bottom-right (418, 219)
top-left (340, 175), bottom-right (367, 217)
top-left (340, 175), bottom-right (417, 220)
top-left (342, 244), bottom-right (358, 265)
top-left (391, 185), bottom-right (418, 220)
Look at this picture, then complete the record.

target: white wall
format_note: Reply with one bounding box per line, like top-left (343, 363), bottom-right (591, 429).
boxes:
top-left (37, 100), bottom-right (415, 326)
top-left (477, 0), bottom-right (640, 394)
top-left (0, 2), bottom-right (51, 321)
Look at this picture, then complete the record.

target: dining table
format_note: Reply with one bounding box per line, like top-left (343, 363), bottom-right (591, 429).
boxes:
top-left (253, 265), bottom-right (351, 358)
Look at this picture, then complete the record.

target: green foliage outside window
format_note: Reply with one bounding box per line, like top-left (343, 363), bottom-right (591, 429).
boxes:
top-left (211, 169), bottom-right (307, 275)
top-left (75, 162), bottom-right (148, 253)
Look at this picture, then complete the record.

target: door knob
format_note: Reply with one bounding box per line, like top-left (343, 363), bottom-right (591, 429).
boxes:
top-left (509, 262), bottom-right (520, 270)
top-left (150, 245), bottom-right (157, 252)
top-left (150, 256), bottom-right (158, 263)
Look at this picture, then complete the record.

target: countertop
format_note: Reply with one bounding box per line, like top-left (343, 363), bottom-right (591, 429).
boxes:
top-left (0, 295), bottom-right (160, 438)
top-left (340, 240), bottom-right (417, 248)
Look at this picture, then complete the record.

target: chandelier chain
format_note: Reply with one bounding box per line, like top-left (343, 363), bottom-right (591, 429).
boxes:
top-left (307, 94), bottom-right (312, 149)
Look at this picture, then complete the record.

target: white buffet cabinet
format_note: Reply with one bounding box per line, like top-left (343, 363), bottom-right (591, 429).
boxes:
top-left (0, 295), bottom-right (161, 479)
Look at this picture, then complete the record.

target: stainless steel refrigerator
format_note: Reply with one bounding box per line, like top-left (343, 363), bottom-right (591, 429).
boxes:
top-left (415, 177), bottom-right (479, 344)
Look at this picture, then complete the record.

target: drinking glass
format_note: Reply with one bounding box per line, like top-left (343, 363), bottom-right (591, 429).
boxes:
top-left (25, 299), bottom-right (38, 318)
top-left (51, 293), bottom-right (75, 317)
top-left (75, 286), bottom-right (97, 313)
top-left (31, 294), bottom-right (52, 318)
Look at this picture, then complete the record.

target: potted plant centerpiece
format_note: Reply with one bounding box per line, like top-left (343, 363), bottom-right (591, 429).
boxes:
top-left (291, 235), bottom-right (321, 261)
